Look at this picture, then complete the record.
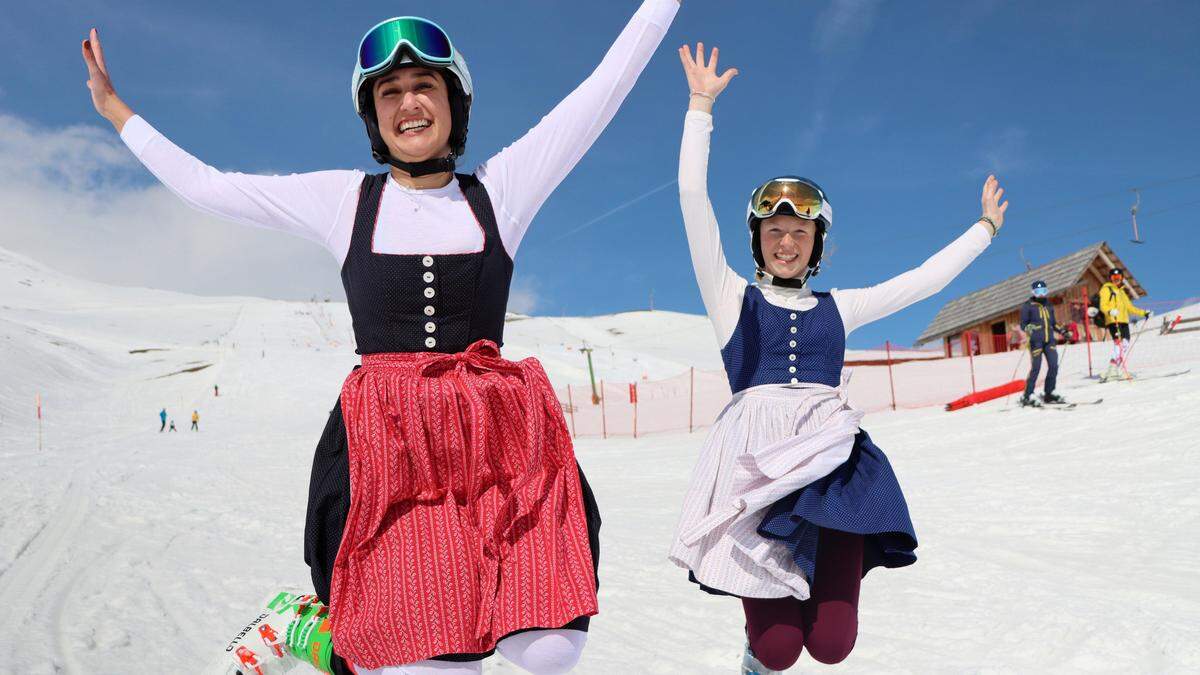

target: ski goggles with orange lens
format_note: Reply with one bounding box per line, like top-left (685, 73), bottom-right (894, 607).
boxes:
top-left (748, 177), bottom-right (832, 223)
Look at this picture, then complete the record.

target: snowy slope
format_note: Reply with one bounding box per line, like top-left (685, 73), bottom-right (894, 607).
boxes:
top-left (1, 245), bottom-right (1198, 673)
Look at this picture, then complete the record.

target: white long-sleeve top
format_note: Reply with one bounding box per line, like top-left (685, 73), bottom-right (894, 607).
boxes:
top-left (119, 0), bottom-right (680, 266)
top-left (678, 110), bottom-right (993, 348)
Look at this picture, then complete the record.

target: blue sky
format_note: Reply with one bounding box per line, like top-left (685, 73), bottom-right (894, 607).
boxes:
top-left (2, 0), bottom-right (1198, 348)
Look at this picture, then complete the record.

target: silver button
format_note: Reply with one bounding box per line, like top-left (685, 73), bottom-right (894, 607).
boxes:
top-left (789, 340), bottom-right (797, 348)
top-left (789, 354), bottom-right (797, 361)
top-left (790, 377), bottom-right (799, 384)
top-left (790, 326), bottom-right (797, 334)
top-left (424, 305), bottom-right (435, 316)
top-left (789, 366), bottom-right (797, 373)
top-left (425, 322), bottom-right (436, 333)
top-left (790, 313), bottom-right (797, 320)
top-left (423, 271), bottom-right (435, 283)
top-left (425, 337), bottom-right (437, 348)
top-left (422, 256), bottom-right (434, 267)
top-left (424, 287), bottom-right (436, 299)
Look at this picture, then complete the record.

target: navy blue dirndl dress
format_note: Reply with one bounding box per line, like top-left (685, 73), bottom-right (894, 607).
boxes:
top-left (697, 287), bottom-right (917, 595)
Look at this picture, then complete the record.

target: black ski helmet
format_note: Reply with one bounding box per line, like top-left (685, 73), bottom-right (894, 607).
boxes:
top-left (746, 176), bottom-right (833, 286)
top-left (352, 18), bottom-right (474, 176)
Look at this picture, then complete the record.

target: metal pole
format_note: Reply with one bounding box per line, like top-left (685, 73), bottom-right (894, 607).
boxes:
top-left (1081, 287), bottom-right (1094, 378)
top-left (599, 379), bottom-right (607, 440)
top-left (885, 341), bottom-right (897, 411)
top-left (582, 347), bottom-right (599, 405)
top-left (965, 331), bottom-right (978, 394)
top-left (632, 383), bottom-right (638, 439)
top-left (688, 367), bottom-right (695, 433)
top-left (566, 385), bottom-right (577, 439)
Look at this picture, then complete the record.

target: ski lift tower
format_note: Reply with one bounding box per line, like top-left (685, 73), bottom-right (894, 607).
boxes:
top-left (1130, 188), bottom-right (1145, 244)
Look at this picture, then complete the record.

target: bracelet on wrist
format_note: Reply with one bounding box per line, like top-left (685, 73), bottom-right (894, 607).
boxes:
top-left (978, 216), bottom-right (997, 236)
top-left (690, 91), bottom-right (715, 102)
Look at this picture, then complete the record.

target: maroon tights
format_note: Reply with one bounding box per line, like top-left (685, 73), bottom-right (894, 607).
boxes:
top-left (742, 529), bottom-right (864, 669)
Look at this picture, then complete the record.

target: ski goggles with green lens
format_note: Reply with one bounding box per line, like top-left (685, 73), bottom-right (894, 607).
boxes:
top-left (357, 17), bottom-right (455, 75)
top-left (748, 177), bottom-right (832, 224)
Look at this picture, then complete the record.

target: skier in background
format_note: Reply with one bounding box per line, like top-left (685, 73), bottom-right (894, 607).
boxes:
top-left (1100, 267), bottom-right (1150, 380)
top-left (191, 410), bottom-right (199, 431)
top-left (159, 407), bottom-right (167, 432)
top-left (1018, 280), bottom-right (1066, 407)
top-left (168, 420), bottom-right (176, 432)
top-left (214, 384), bottom-right (219, 397)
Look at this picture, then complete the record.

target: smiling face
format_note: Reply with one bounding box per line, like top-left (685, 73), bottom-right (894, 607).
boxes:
top-left (371, 66), bottom-right (454, 163)
top-left (759, 214), bottom-right (818, 279)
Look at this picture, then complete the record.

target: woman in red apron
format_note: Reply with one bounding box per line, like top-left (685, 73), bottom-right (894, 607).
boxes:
top-left (82, 2), bottom-right (681, 671)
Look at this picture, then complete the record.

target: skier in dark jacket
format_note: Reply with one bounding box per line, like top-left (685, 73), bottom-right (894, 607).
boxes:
top-left (1019, 280), bottom-right (1067, 406)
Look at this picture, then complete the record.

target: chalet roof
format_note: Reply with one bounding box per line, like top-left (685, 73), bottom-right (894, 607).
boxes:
top-left (916, 241), bottom-right (1145, 344)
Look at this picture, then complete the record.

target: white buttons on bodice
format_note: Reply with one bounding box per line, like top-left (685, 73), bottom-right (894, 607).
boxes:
top-left (425, 337), bottom-right (437, 348)
top-left (790, 313), bottom-right (797, 320)
top-left (422, 256), bottom-right (434, 267)
top-left (789, 340), bottom-right (797, 348)
top-left (425, 322), bottom-right (436, 333)
top-left (424, 287), bottom-right (436, 299)
top-left (788, 354), bottom-right (796, 361)
top-left (423, 272), bottom-right (435, 283)
top-left (790, 326), bottom-right (797, 334)
top-left (789, 366), bottom-right (797, 373)
top-left (424, 305), bottom-right (435, 316)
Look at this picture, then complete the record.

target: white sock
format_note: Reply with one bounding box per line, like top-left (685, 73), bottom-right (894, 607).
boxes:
top-left (354, 659), bottom-right (483, 675)
top-left (496, 629), bottom-right (588, 675)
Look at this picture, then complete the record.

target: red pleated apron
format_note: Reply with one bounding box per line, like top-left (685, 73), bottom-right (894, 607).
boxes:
top-left (328, 340), bottom-right (598, 668)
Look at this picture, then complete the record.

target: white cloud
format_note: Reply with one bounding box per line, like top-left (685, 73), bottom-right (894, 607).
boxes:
top-left (978, 126), bottom-right (1033, 175)
top-left (0, 112), bottom-right (343, 301)
top-left (814, 0), bottom-right (882, 57)
top-left (507, 276), bottom-right (540, 315)
top-left (797, 109), bottom-right (828, 158)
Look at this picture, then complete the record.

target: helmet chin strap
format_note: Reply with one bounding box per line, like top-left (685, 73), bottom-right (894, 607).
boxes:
top-left (374, 150), bottom-right (457, 178)
top-left (763, 265), bottom-right (818, 289)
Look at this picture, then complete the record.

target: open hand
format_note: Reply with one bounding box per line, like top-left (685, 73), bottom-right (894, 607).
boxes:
top-left (82, 28), bottom-right (133, 130)
top-left (678, 42), bottom-right (737, 107)
top-left (980, 175), bottom-right (1008, 235)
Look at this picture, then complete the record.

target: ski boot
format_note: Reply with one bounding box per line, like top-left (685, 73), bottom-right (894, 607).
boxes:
top-left (1041, 393), bottom-right (1066, 405)
top-left (741, 641), bottom-right (784, 675)
top-left (1100, 362), bottom-right (1120, 383)
top-left (223, 590), bottom-right (336, 675)
top-left (1018, 394), bottom-right (1042, 408)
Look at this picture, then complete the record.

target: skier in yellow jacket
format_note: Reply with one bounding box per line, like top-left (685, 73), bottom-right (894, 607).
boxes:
top-left (1099, 267), bottom-right (1150, 380)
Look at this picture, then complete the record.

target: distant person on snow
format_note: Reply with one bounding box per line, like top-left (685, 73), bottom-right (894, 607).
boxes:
top-left (1100, 267), bottom-right (1149, 381)
top-left (1018, 280), bottom-right (1066, 407)
top-left (191, 410), bottom-right (200, 431)
top-left (168, 420), bottom-right (176, 432)
top-left (159, 407), bottom-right (167, 432)
top-left (214, 384), bottom-right (219, 397)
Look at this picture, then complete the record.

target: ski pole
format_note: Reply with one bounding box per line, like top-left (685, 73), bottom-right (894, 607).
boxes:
top-left (1120, 313), bottom-right (1153, 368)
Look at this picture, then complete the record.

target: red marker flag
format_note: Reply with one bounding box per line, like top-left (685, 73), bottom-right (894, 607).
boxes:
top-left (36, 394), bottom-right (42, 420)
top-left (628, 383), bottom-right (638, 404)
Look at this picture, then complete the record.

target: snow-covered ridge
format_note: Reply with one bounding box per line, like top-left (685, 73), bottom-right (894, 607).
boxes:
top-left (2, 245), bottom-right (1198, 673)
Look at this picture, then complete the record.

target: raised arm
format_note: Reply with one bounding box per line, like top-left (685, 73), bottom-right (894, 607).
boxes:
top-left (833, 176), bottom-right (1007, 335)
top-left (83, 27), bottom-right (354, 253)
top-left (678, 43), bottom-right (746, 346)
top-left (476, 0), bottom-right (681, 257)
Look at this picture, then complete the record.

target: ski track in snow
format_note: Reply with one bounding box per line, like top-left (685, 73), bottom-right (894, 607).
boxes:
top-left (2, 246), bottom-right (1199, 673)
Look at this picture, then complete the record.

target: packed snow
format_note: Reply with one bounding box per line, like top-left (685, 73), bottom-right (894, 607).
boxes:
top-left (1, 245), bottom-right (1198, 674)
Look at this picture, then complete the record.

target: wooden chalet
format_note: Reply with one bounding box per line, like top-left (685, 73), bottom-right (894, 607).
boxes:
top-left (916, 242), bottom-right (1147, 356)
